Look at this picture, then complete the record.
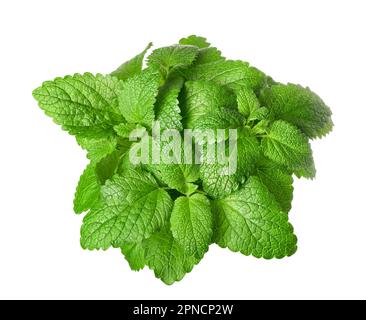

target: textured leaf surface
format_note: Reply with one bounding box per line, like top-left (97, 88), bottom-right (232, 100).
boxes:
top-left (212, 177), bottom-right (297, 258)
top-left (262, 120), bottom-right (315, 178)
top-left (255, 158), bottom-right (294, 213)
top-left (179, 35), bottom-right (210, 48)
top-left (80, 169), bottom-right (173, 249)
top-left (74, 163), bottom-right (100, 214)
top-left (95, 150), bottom-right (121, 184)
top-left (33, 73), bottom-right (122, 136)
top-left (248, 107), bottom-right (269, 122)
top-left (170, 194), bottom-right (213, 258)
top-left (143, 229), bottom-right (197, 285)
top-left (184, 60), bottom-right (265, 91)
top-left (200, 145), bottom-right (240, 199)
top-left (199, 129), bottom-right (260, 198)
top-left (76, 135), bottom-right (117, 163)
top-left (148, 45), bottom-right (198, 76)
top-left (193, 47), bottom-right (224, 65)
top-left (151, 163), bottom-right (200, 195)
top-left (155, 77), bottom-right (184, 131)
top-left (200, 163), bottom-right (240, 199)
top-left (113, 123), bottom-right (141, 138)
top-left (121, 242), bottom-right (146, 271)
top-left (145, 139), bottom-right (200, 195)
top-left (236, 87), bottom-right (260, 118)
top-left (236, 128), bottom-right (261, 177)
top-left (260, 83), bottom-right (333, 139)
top-left (118, 68), bottom-right (160, 127)
top-left (192, 108), bottom-right (244, 132)
top-left (32, 35), bottom-right (334, 285)
top-left (180, 80), bottom-right (236, 128)
top-left (110, 43), bottom-right (152, 80)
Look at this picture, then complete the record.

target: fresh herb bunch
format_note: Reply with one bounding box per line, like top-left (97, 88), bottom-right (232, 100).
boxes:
top-left (33, 35), bottom-right (333, 284)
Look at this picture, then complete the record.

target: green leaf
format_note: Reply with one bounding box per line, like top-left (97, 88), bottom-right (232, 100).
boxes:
top-left (251, 119), bottom-right (270, 135)
top-left (199, 128), bottom-right (260, 195)
top-left (74, 140), bottom-right (132, 214)
top-left (74, 163), bottom-right (100, 214)
top-left (80, 169), bottom-right (173, 249)
top-left (143, 229), bottom-right (197, 285)
top-left (179, 35), bottom-right (224, 65)
top-left (248, 107), bottom-right (269, 122)
top-left (151, 163), bottom-right (200, 195)
top-left (193, 47), bottom-right (224, 65)
top-left (110, 43), bottom-right (152, 80)
top-left (33, 73), bottom-right (123, 136)
top-left (192, 108), bottom-right (244, 133)
top-left (155, 76), bottom-right (184, 131)
top-left (236, 128), bottom-right (261, 176)
top-left (118, 68), bottom-right (161, 127)
top-left (236, 87), bottom-right (260, 118)
top-left (200, 163), bottom-right (240, 199)
top-left (179, 35), bottom-right (210, 48)
top-left (148, 45), bottom-right (199, 77)
top-left (199, 144), bottom-right (240, 199)
top-left (114, 123), bottom-right (145, 138)
top-left (95, 150), bottom-right (121, 184)
top-left (180, 80), bottom-right (236, 128)
top-left (114, 123), bottom-right (138, 138)
top-left (183, 60), bottom-right (266, 91)
top-left (255, 158), bottom-right (294, 213)
top-left (117, 152), bottom-right (138, 174)
top-left (121, 242), bottom-right (146, 271)
top-left (212, 177), bottom-right (297, 259)
top-left (145, 139), bottom-right (200, 195)
top-left (262, 120), bottom-right (316, 178)
top-left (170, 194), bottom-right (213, 259)
top-left (260, 83), bottom-right (333, 139)
top-left (76, 134), bottom-right (117, 163)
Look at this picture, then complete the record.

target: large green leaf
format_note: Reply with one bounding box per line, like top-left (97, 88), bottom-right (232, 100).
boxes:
top-left (80, 169), bottom-right (173, 249)
top-left (170, 194), bottom-right (213, 259)
top-left (212, 177), bottom-right (297, 259)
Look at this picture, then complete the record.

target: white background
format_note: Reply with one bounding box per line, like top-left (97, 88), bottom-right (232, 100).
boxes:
top-left (0, 0), bottom-right (365, 300)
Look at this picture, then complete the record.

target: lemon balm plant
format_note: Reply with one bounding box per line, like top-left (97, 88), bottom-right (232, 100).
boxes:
top-left (33, 35), bottom-right (333, 284)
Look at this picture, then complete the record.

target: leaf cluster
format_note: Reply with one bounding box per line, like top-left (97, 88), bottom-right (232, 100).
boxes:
top-left (33, 35), bottom-right (333, 284)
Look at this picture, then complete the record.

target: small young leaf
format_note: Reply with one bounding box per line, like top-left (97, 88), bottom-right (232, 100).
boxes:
top-left (148, 45), bottom-right (199, 77)
top-left (114, 123), bottom-right (145, 138)
top-left (145, 139), bottom-right (200, 195)
top-left (179, 35), bottom-right (210, 48)
top-left (236, 87), bottom-right (260, 118)
top-left (111, 43), bottom-right (152, 80)
top-left (76, 135), bottom-right (117, 163)
top-left (193, 47), bottom-right (225, 65)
